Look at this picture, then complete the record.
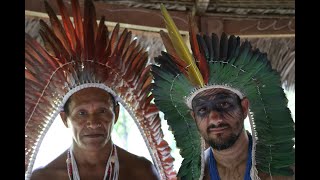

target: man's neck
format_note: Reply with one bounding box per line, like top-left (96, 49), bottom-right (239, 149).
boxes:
top-left (72, 141), bottom-right (113, 167)
top-left (212, 130), bottom-right (249, 169)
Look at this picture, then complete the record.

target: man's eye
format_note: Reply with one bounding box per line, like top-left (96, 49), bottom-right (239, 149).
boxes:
top-left (198, 107), bottom-right (207, 113)
top-left (78, 111), bottom-right (87, 115)
top-left (219, 102), bottom-right (230, 109)
top-left (99, 109), bottom-right (107, 113)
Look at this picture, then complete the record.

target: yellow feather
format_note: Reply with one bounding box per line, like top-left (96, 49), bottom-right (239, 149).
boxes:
top-left (160, 4), bottom-right (204, 87)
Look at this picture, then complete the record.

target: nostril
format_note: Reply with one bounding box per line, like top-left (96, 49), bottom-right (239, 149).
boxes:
top-left (86, 121), bottom-right (102, 129)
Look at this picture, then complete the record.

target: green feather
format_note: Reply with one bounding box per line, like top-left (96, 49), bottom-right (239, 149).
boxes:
top-left (152, 64), bottom-right (203, 179)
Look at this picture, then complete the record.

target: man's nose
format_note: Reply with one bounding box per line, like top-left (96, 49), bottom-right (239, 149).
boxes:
top-left (208, 110), bottom-right (223, 125)
top-left (86, 115), bottom-right (102, 129)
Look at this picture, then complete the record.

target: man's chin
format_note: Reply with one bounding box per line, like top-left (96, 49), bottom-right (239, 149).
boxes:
top-left (81, 139), bottom-right (108, 150)
top-left (82, 143), bottom-right (106, 151)
top-left (207, 136), bottom-right (237, 150)
top-left (208, 140), bottom-right (230, 150)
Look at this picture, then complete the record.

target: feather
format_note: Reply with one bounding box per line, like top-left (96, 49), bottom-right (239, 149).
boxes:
top-left (26, 33), bottom-right (61, 69)
top-left (83, 0), bottom-right (97, 60)
top-left (95, 16), bottom-right (108, 61)
top-left (125, 50), bottom-right (147, 83)
top-left (71, 0), bottom-right (84, 52)
top-left (159, 30), bottom-right (178, 58)
top-left (39, 20), bottom-right (69, 62)
top-left (211, 33), bottom-right (220, 59)
top-left (137, 65), bottom-right (152, 90)
top-left (114, 29), bottom-right (130, 57)
top-left (159, 30), bottom-right (188, 72)
top-left (25, 70), bottom-right (38, 84)
top-left (220, 32), bottom-right (228, 61)
top-left (106, 23), bottom-right (120, 58)
top-left (131, 51), bottom-right (148, 85)
top-left (56, 0), bottom-right (77, 51)
top-left (123, 45), bottom-right (142, 74)
top-left (189, 14), bottom-right (209, 84)
top-left (44, 0), bottom-right (73, 55)
top-left (227, 35), bottom-right (237, 59)
top-left (160, 4), bottom-right (204, 87)
top-left (203, 34), bottom-right (213, 62)
top-left (123, 39), bottom-right (137, 64)
top-left (154, 52), bottom-right (182, 77)
top-left (26, 39), bottom-right (56, 72)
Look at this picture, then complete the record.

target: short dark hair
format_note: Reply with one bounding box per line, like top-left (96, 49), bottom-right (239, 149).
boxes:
top-left (63, 93), bottom-right (118, 115)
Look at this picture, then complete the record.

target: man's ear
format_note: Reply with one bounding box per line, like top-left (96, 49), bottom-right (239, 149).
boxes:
top-left (190, 110), bottom-right (196, 122)
top-left (60, 112), bottom-right (69, 128)
top-left (114, 104), bottom-right (120, 124)
top-left (241, 97), bottom-right (249, 118)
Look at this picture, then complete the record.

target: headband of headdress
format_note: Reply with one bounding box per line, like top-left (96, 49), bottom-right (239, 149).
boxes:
top-left (151, 4), bottom-right (295, 179)
top-left (25, 0), bottom-right (176, 179)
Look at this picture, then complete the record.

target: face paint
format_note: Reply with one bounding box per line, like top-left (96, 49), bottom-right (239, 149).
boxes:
top-left (192, 93), bottom-right (241, 119)
top-left (191, 88), bottom-right (246, 150)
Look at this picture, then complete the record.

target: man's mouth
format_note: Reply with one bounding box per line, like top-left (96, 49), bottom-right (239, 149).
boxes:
top-left (207, 126), bottom-right (229, 134)
top-left (83, 134), bottom-right (105, 138)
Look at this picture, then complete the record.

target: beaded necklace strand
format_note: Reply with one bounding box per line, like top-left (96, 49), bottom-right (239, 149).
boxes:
top-left (66, 144), bottom-right (119, 180)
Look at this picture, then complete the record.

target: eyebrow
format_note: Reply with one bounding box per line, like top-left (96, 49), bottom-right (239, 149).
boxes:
top-left (71, 102), bottom-right (111, 112)
top-left (192, 94), bottom-right (238, 108)
top-left (194, 93), bottom-right (236, 101)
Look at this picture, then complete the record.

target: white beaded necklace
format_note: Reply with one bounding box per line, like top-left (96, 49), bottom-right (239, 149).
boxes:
top-left (66, 144), bottom-right (119, 180)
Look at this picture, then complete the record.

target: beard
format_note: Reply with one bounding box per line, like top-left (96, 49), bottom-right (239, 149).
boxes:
top-left (206, 125), bottom-right (243, 151)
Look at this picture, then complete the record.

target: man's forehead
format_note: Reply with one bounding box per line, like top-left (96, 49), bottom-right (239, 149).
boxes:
top-left (69, 88), bottom-right (114, 104)
top-left (194, 88), bottom-right (238, 99)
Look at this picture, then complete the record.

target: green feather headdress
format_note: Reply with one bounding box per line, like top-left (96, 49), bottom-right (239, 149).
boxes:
top-left (151, 5), bottom-right (295, 179)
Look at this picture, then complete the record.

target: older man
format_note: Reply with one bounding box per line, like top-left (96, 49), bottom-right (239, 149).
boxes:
top-left (30, 88), bottom-right (159, 179)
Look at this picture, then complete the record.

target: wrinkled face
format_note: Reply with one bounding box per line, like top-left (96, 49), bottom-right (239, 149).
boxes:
top-left (191, 88), bottom-right (248, 151)
top-left (60, 88), bottom-right (119, 151)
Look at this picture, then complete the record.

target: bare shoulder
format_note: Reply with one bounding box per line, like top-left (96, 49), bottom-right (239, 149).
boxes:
top-left (30, 167), bottom-right (64, 180)
top-left (30, 150), bottom-right (69, 180)
top-left (29, 168), bottom-right (47, 180)
top-left (116, 145), bottom-right (160, 180)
